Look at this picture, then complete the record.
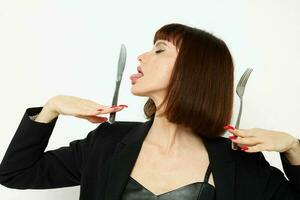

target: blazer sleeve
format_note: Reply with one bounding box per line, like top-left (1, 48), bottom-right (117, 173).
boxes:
top-left (0, 106), bottom-right (102, 189)
top-left (260, 146), bottom-right (300, 199)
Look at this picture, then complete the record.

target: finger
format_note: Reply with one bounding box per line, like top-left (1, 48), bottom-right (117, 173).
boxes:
top-left (86, 115), bottom-right (108, 123)
top-left (235, 143), bottom-right (254, 149)
top-left (227, 128), bottom-right (254, 138)
top-left (229, 136), bottom-right (260, 146)
top-left (95, 105), bottom-right (125, 114)
top-left (79, 114), bottom-right (108, 120)
top-left (88, 101), bottom-right (105, 110)
top-left (74, 106), bottom-right (98, 117)
top-left (84, 105), bottom-right (104, 115)
top-left (97, 106), bottom-right (124, 114)
top-left (240, 143), bottom-right (265, 153)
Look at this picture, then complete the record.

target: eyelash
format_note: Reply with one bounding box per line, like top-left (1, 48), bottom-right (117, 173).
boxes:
top-left (155, 50), bottom-right (164, 54)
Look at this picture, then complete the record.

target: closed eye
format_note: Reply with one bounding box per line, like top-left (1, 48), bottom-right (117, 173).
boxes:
top-left (155, 50), bottom-right (164, 54)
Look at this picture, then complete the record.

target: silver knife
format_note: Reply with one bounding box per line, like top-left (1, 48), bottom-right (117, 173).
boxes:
top-left (108, 44), bottom-right (127, 124)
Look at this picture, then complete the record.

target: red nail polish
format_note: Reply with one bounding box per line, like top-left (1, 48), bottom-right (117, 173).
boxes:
top-left (229, 136), bottom-right (237, 140)
top-left (241, 146), bottom-right (248, 151)
top-left (224, 125), bottom-right (235, 130)
top-left (118, 104), bottom-right (128, 108)
top-left (97, 109), bottom-right (104, 111)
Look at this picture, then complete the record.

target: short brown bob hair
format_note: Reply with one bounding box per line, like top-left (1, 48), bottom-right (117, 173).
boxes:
top-left (143, 23), bottom-right (234, 139)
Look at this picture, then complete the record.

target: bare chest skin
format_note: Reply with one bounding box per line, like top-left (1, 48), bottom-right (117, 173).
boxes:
top-left (129, 138), bottom-right (216, 196)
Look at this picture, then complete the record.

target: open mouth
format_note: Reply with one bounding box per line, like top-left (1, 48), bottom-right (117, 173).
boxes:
top-left (130, 66), bottom-right (144, 83)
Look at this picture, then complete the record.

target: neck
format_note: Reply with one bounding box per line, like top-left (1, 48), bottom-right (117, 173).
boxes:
top-left (145, 115), bottom-right (203, 155)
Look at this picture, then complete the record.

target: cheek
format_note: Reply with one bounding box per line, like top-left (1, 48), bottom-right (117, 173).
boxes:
top-left (143, 57), bottom-right (175, 84)
top-left (150, 65), bottom-right (172, 84)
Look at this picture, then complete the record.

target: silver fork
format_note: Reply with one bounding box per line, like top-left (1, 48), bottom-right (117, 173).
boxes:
top-left (232, 68), bottom-right (253, 150)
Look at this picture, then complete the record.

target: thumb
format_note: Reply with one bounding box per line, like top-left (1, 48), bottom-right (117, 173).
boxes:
top-left (85, 115), bottom-right (108, 123)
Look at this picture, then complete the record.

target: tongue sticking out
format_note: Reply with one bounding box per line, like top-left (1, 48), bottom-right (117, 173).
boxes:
top-left (130, 72), bottom-right (144, 82)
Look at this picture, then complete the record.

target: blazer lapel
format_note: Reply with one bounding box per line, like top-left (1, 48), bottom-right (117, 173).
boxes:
top-left (202, 136), bottom-right (236, 200)
top-left (105, 117), bottom-right (236, 200)
top-left (104, 118), bottom-right (154, 200)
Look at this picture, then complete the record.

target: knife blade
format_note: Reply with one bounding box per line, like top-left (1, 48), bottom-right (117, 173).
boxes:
top-left (108, 44), bottom-right (127, 124)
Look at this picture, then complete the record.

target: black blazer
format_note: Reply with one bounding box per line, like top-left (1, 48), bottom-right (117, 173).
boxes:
top-left (0, 106), bottom-right (300, 200)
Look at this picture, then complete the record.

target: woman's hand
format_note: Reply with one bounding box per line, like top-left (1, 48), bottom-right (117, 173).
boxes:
top-left (46, 95), bottom-right (127, 123)
top-left (224, 125), bottom-right (299, 153)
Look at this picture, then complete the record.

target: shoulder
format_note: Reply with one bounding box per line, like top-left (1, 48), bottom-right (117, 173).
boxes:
top-left (218, 137), bottom-right (287, 194)
top-left (215, 136), bottom-right (274, 181)
top-left (218, 136), bottom-right (269, 166)
top-left (84, 120), bottom-right (143, 147)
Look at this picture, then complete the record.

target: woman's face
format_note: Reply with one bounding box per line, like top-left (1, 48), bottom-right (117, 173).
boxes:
top-left (130, 39), bottom-right (179, 101)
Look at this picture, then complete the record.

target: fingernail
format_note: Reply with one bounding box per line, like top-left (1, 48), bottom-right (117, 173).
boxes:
top-left (224, 125), bottom-right (235, 130)
top-left (100, 117), bottom-right (108, 121)
top-left (118, 104), bottom-right (128, 108)
top-left (229, 136), bottom-right (237, 140)
top-left (97, 108), bottom-right (104, 111)
top-left (241, 146), bottom-right (248, 151)
top-left (110, 105), bottom-right (128, 109)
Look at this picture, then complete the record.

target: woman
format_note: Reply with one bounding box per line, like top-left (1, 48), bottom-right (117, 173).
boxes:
top-left (0, 23), bottom-right (299, 200)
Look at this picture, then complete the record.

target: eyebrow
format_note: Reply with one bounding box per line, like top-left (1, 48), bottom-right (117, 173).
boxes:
top-left (155, 41), bottom-right (168, 47)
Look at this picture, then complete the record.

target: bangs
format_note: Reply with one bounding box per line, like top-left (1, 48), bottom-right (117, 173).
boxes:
top-left (153, 23), bottom-right (186, 51)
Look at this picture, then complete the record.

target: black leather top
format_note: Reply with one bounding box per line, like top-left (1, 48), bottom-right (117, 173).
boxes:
top-left (121, 164), bottom-right (215, 200)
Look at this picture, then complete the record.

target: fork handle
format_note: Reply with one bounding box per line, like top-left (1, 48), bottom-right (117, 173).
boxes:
top-left (232, 98), bottom-right (243, 150)
top-left (235, 98), bottom-right (243, 129)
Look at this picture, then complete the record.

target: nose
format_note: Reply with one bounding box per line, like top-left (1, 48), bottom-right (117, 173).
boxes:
top-left (137, 52), bottom-right (147, 64)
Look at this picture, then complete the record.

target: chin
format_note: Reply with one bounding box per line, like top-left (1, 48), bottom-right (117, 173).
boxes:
top-left (130, 85), bottom-right (149, 97)
top-left (130, 87), bottom-right (148, 97)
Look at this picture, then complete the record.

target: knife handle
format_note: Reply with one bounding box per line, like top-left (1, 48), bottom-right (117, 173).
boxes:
top-left (109, 81), bottom-right (121, 124)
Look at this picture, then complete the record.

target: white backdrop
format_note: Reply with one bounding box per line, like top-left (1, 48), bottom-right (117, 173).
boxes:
top-left (0, 0), bottom-right (299, 199)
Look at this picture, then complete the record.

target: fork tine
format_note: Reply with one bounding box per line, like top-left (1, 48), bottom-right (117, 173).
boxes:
top-left (240, 69), bottom-right (251, 86)
top-left (241, 68), bottom-right (253, 87)
top-left (237, 70), bottom-right (248, 86)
